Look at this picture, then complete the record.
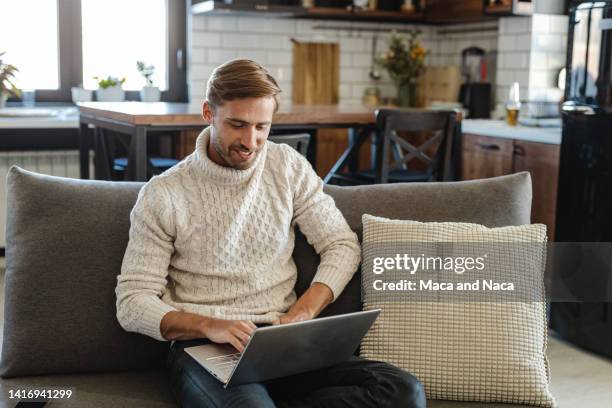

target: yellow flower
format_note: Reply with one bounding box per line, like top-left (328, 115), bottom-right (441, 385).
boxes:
top-left (410, 46), bottom-right (426, 60)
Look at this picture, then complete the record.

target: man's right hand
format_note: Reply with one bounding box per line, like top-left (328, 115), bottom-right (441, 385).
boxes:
top-left (160, 311), bottom-right (256, 352)
top-left (202, 318), bottom-right (257, 352)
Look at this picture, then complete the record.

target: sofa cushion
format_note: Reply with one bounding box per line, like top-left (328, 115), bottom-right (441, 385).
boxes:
top-left (294, 172), bottom-right (533, 317)
top-left (0, 167), bottom-right (165, 377)
top-left (359, 215), bottom-right (554, 406)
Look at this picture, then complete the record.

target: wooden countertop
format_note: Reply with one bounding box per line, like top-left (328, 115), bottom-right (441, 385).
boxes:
top-left (77, 102), bottom-right (378, 127)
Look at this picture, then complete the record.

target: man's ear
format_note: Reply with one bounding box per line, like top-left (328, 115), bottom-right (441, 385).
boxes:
top-left (202, 101), bottom-right (214, 124)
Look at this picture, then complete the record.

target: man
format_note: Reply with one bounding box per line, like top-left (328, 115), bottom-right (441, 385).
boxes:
top-left (116, 59), bottom-right (425, 408)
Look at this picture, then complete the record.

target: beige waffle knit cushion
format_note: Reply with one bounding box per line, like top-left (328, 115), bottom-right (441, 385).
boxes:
top-left (360, 214), bottom-right (555, 407)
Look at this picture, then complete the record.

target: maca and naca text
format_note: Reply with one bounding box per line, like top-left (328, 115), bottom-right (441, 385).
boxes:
top-left (370, 254), bottom-right (515, 292)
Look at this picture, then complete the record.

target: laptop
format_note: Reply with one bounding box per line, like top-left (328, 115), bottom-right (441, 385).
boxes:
top-left (184, 309), bottom-right (381, 388)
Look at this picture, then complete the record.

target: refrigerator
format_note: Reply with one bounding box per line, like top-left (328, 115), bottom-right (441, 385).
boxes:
top-left (550, 0), bottom-right (612, 357)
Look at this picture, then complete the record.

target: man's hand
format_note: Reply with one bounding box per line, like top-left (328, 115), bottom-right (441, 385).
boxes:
top-left (273, 282), bottom-right (333, 325)
top-left (160, 311), bottom-right (256, 352)
top-left (202, 318), bottom-right (257, 353)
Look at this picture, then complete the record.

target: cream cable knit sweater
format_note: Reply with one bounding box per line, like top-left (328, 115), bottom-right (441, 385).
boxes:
top-left (115, 127), bottom-right (361, 342)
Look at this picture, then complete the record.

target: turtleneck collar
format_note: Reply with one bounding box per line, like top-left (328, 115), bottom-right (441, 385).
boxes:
top-left (193, 126), bottom-right (267, 185)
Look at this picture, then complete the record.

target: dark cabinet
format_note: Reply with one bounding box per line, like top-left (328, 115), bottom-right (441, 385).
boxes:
top-left (462, 133), bottom-right (560, 239)
top-left (483, 0), bottom-right (533, 16)
top-left (426, 0), bottom-right (486, 23)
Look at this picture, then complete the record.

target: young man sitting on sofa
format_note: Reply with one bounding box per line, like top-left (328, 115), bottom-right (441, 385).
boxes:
top-left (115, 59), bottom-right (426, 408)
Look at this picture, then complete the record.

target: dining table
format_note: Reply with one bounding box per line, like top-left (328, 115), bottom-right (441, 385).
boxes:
top-left (77, 102), bottom-right (379, 183)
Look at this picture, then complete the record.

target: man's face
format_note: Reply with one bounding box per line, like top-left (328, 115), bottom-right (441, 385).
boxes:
top-left (203, 97), bottom-right (275, 170)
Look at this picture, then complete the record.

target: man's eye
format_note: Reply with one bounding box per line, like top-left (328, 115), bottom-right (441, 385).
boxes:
top-left (230, 123), bottom-right (243, 129)
top-left (256, 125), bottom-right (267, 131)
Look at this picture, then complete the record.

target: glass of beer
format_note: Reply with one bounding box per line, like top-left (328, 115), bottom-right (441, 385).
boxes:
top-left (506, 105), bottom-right (520, 126)
top-left (506, 82), bottom-right (521, 126)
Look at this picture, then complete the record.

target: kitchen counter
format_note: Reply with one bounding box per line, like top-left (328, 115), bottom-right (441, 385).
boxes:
top-left (0, 107), bottom-right (79, 129)
top-left (462, 119), bottom-right (562, 145)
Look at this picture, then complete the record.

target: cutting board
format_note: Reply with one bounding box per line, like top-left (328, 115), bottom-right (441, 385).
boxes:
top-left (292, 40), bottom-right (356, 177)
top-left (292, 40), bottom-right (339, 105)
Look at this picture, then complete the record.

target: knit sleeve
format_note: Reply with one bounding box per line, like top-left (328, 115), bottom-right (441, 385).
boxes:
top-left (115, 176), bottom-right (178, 342)
top-left (288, 148), bottom-right (361, 301)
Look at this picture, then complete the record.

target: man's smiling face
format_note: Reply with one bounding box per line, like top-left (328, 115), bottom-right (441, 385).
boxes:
top-left (203, 97), bottom-right (276, 170)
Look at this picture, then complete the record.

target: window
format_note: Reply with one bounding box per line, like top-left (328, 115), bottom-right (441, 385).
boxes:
top-left (81, 0), bottom-right (168, 90)
top-left (0, 0), bottom-right (60, 90)
top-left (0, 0), bottom-right (186, 102)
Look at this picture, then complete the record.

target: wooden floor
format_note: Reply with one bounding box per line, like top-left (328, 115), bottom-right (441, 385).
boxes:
top-left (0, 262), bottom-right (610, 406)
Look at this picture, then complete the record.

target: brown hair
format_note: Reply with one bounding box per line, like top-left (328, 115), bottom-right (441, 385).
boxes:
top-left (206, 59), bottom-right (282, 112)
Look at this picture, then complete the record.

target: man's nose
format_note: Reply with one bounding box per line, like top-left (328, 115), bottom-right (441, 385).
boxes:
top-left (241, 127), bottom-right (258, 150)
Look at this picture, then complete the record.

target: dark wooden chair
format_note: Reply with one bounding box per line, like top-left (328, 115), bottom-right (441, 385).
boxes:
top-left (327, 109), bottom-right (460, 185)
top-left (268, 133), bottom-right (310, 158)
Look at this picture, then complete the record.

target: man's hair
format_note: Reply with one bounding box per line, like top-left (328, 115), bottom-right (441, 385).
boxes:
top-left (206, 59), bottom-right (282, 112)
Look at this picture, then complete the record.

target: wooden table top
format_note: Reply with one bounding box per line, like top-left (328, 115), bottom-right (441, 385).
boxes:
top-left (77, 102), bottom-right (379, 127)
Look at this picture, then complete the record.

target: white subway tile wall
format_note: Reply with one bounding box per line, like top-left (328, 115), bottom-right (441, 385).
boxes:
top-left (496, 16), bottom-right (532, 107)
top-left (529, 14), bottom-right (568, 102)
top-left (496, 15), bottom-right (568, 108)
top-left (189, 15), bottom-right (499, 106)
top-left (189, 14), bottom-right (567, 109)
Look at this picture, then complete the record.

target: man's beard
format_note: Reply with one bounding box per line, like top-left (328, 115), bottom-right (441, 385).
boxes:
top-left (211, 131), bottom-right (260, 170)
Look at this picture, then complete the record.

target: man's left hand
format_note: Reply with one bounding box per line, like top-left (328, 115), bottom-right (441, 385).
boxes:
top-left (272, 282), bottom-right (333, 325)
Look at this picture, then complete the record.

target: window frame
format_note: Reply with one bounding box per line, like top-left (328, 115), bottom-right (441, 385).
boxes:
top-left (8, 0), bottom-right (187, 103)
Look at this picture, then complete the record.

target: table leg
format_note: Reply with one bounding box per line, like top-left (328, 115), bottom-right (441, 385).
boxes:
top-left (78, 121), bottom-right (91, 179)
top-left (128, 126), bottom-right (148, 181)
top-left (93, 128), bottom-right (113, 181)
top-left (347, 128), bottom-right (359, 172)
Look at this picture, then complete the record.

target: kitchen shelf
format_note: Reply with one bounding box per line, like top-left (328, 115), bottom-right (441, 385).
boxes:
top-left (192, 1), bottom-right (302, 15)
top-left (192, 1), bottom-right (424, 23)
top-left (191, 0), bottom-right (520, 24)
top-left (300, 7), bottom-right (424, 23)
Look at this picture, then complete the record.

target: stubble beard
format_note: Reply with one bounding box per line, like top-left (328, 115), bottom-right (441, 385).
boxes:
top-left (211, 129), bottom-right (258, 170)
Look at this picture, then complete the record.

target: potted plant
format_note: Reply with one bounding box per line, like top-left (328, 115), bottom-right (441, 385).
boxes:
top-left (136, 61), bottom-right (160, 102)
top-left (376, 30), bottom-right (427, 107)
top-left (0, 51), bottom-right (21, 109)
top-left (94, 76), bottom-right (126, 102)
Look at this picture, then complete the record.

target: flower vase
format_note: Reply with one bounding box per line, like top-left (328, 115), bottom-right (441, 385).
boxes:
top-left (397, 82), bottom-right (417, 107)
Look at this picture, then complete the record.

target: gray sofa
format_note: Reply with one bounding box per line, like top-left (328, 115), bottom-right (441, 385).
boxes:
top-left (0, 166), bottom-right (536, 407)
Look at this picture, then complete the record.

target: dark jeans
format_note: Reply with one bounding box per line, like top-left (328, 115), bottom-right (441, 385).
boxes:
top-left (167, 338), bottom-right (426, 408)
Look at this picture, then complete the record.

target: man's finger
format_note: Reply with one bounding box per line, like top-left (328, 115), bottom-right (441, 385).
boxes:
top-left (231, 327), bottom-right (251, 345)
top-left (246, 321), bottom-right (257, 331)
top-left (238, 321), bottom-right (256, 335)
top-left (228, 336), bottom-right (244, 353)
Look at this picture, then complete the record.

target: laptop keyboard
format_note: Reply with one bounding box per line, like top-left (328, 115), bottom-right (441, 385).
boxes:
top-left (207, 352), bottom-right (241, 379)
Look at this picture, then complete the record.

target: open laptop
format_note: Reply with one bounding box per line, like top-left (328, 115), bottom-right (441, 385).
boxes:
top-left (184, 309), bottom-right (381, 388)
